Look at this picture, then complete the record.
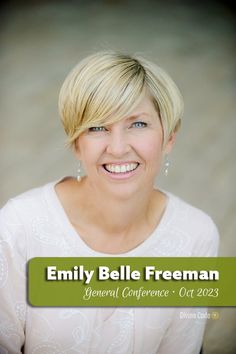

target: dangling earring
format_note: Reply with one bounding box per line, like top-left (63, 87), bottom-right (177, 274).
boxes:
top-left (77, 161), bottom-right (82, 182)
top-left (164, 154), bottom-right (170, 176)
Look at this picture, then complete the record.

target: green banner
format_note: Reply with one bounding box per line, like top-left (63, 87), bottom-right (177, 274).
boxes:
top-left (28, 257), bottom-right (236, 307)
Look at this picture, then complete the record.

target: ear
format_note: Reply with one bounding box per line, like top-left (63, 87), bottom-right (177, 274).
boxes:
top-left (164, 132), bottom-right (177, 154)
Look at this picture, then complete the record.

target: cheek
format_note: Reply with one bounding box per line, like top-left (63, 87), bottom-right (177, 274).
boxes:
top-left (76, 138), bottom-right (90, 165)
top-left (137, 135), bottom-right (163, 161)
top-left (78, 138), bottom-right (105, 168)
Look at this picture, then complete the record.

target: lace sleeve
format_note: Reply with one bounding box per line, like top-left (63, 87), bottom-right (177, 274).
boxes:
top-left (157, 307), bottom-right (207, 354)
top-left (0, 200), bottom-right (26, 353)
top-left (157, 216), bottom-right (220, 353)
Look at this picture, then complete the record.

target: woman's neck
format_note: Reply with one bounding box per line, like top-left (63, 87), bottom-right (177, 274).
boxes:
top-left (55, 176), bottom-right (167, 253)
top-left (78, 177), bottom-right (161, 237)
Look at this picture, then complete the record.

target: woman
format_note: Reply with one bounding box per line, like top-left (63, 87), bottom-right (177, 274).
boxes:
top-left (0, 51), bottom-right (219, 353)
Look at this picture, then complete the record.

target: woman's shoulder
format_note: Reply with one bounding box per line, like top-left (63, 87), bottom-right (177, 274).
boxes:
top-left (166, 192), bottom-right (220, 256)
top-left (0, 180), bottom-right (55, 224)
top-left (0, 182), bottom-right (51, 256)
top-left (168, 192), bottom-right (215, 226)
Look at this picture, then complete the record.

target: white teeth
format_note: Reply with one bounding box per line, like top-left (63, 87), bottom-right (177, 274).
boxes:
top-left (115, 166), bottom-right (120, 173)
top-left (104, 163), bottom-right (138, 174)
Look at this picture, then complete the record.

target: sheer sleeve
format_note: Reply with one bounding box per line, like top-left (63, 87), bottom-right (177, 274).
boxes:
top-left (0, 200), bottom-right (26, 353)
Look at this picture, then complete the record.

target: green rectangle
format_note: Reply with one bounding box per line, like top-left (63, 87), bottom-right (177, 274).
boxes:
top-left (28, 257), bottom-right (236, 307)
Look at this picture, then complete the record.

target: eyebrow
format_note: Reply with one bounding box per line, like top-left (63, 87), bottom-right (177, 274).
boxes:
top-left (126, 112), bottom-right (150, 121)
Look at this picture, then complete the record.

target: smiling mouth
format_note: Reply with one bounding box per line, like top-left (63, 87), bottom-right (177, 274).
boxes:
top-left (103, 162), bottom-right (139, 174)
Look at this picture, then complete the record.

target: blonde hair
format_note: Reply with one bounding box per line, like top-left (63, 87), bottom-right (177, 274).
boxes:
top-left (58, 51), bottom-right (184, 147)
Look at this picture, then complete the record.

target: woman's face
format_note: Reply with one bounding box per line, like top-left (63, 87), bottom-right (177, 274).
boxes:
top-left (76, 94), bottom-right (175, 199)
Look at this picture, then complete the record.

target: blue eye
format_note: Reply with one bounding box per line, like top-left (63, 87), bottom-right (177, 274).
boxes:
top-left (88, 126), bottom-right (107, 132)
top-left (132, 121), bottom-right (147, 128)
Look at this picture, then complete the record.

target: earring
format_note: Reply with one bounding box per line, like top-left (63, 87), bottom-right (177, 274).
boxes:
top-left (77, 161), bottom-right (82, 182)
top-left (164, 154), bottom-right (170, 176)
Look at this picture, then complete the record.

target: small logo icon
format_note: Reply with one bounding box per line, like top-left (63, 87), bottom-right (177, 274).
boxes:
top-left (211, 311), bottom-right (219, 320)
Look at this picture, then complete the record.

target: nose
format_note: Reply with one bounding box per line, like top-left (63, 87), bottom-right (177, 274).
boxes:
top-left (106, 128), bottom-right (131, 157)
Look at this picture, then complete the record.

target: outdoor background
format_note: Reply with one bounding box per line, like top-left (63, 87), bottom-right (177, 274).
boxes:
top-left (0, 0), bottom-right (235, 353)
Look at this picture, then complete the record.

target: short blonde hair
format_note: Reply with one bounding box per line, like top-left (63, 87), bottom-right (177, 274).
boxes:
top-left (58, 51), bottom-right (184, 147)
